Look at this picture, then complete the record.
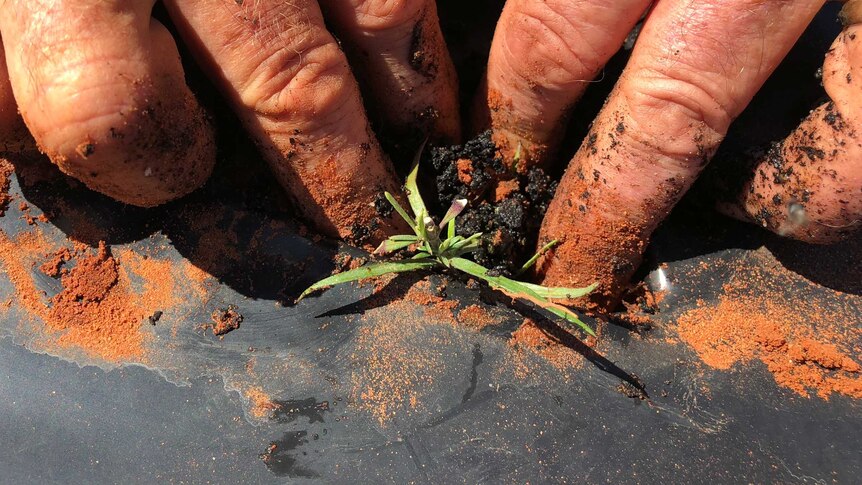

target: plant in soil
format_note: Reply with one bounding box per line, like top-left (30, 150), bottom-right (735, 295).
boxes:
top-left (297, 148), bottom-right (598, 337)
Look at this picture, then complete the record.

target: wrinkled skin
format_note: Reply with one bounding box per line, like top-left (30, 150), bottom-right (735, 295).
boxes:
top-left (494, 0), bottom-right (862, 308)
top-left (0, 1), bottom-right (859, 308)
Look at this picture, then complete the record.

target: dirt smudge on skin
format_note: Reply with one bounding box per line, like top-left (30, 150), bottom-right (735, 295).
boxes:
top-left (538, 107), bottom-right (719, 310)
top-left (484, 88), bottom-right (552, 168)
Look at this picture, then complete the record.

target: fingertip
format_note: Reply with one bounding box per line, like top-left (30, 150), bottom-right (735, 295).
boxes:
top-left (480, 0), bottom-right (651, 168)
top-left (320, 0), bottom-right (461, 150)
top-left (165, 0), bottom-right (404, 243)
top-left (47, 79), bottom-right (216, 208)
top-left (0, 2), bottom-right (215, 206)
top-left (0, 37), bottom-right (33, 153)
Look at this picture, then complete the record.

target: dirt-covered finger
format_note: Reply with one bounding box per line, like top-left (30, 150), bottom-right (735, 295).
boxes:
top-left (537, 0), bottom-right (825, 309)
top-left (0, 35), bottom-right (30, 152)
top-left (477, 0), bottom-right (652, 169)
top-left (718, 6), bottom-right (862, 243)
top-left (0, 0), bottom-right (215, 206)
top-left (318, 0), bottom-right (460, 152)
top-left (163, 0), bottom-right (405, 244)
top-left (0, 36), bottom-right (15, 138)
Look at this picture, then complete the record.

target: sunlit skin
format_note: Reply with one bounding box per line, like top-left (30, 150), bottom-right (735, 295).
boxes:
top-left (0, 1), bottom-right (858, 309)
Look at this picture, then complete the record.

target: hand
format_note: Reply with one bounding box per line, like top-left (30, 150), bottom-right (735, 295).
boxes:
top-left (0, 0), bottom-right (460, 244)
top-left (478, 0), bottom-right (862, 308)
top-left (1, 2), bottom-right (859, 311)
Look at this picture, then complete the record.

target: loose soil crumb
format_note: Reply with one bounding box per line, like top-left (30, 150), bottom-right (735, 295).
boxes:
top-left (0, 229), bottom-right (200, 362)
top-left (209, 305), bottom-right (243, 336)
top-left (509, 318), bottom-right (585, 379)
top-left (45, 242), bottom-right (150, 361)
top-left (457, 304), bottom-right (498, 329)
top-left (148, 310), bottom-right (163, 326)
top-left (260, 443), bottom-right (278, 464)
top-left (334, 252), bottom-right (365, 272)
top-left (456, 158), bottom-right (474, 185)
top-left (0, 159), bottom-right (13, 216)
top-left (494, 178), bottom-right (519, 202)
top-left (616, 374), bottom-right (649, 400)
top-left (40, 247), bottom-right (73, 277)
top-left (245, 386), bottom-right (279, 419)
top-left (350, 295), bottom-right (449, 426)
top-left (53, 241), bottom-right (119, 304)
top-left (676, 253), bottom-right (861, 400)
top-left (404, 279), bottom-right (457, 322)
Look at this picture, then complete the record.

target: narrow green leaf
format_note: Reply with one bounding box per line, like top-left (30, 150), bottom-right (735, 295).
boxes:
top-left (415, 210), bottom-right (429, 243)
top-left (517, 239), bottom-right (559, 276)
top-left (297, 259), bottom-right (437, 302)
top-left (447, 217), bottom-right (455, 240)
top-left (449, 232), bottom-right (483, 252)
top-left (384, 192), bottom-right (416, 230)
top-left (519, 282), bottom-right (597, 300)
top-left (439, 234), bottom-right (463, 254)
top-left (389, 234), bottom-right (420, 242)
top-left (511, 141), bottom-right (523, 172)
top-left (536, 303), bottom-right (597, 338)
top-left (449, 257), bottom-right (595, 336)
top-left (439, 237), bottom-right (452, 253)
top-left (405, 141), bottom-right (429, 219)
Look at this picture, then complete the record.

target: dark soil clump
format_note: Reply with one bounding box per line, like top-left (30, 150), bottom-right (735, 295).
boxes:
top-left (423, 131), bottom-right (557, 273)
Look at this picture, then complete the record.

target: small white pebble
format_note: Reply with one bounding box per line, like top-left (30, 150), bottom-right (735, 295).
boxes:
top-left (144, 167), bottom-right (153, 177)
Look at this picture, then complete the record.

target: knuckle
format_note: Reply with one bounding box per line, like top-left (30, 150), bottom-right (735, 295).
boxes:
top-left (241, 38), bottom-right (354, 126)
top-left (225, 2), bottom-right (363, 138)
top-left (351, 0), bottom-right (426, 32)
top-left (621, 67), bottom-right (732, 163)
top-left (499, 1), bottom-right (603, 88)
top-left (27, 78), bottom-right (214, 206)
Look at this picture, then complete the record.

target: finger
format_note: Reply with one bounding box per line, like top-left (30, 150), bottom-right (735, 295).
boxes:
top-left (318, 0), bottom-right (460, 149)
top-left (0, 0), bottom-right (215, 206)
top-left (0, 36), bottom-right (16, 137)
top-left (163, 0), bottom-right (406, 244)
top-left (718, 3), bottom-right (862, 242)
top-left (0, 35), bottom-right (37, 154)
top-left (477, 0), bottom-right (653, 169)
top-left (537, 0), bottom-right (825, 309)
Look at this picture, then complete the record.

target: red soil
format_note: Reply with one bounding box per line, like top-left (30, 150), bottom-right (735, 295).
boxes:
top-left (676, 255), bottom-right (861, 400)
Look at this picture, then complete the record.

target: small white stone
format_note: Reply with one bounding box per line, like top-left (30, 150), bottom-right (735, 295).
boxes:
top-left (144, 167), bottom-right (152, 177)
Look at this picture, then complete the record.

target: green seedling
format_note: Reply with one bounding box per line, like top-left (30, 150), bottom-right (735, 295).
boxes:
top-left (297, 148), bottom-right (598, 337)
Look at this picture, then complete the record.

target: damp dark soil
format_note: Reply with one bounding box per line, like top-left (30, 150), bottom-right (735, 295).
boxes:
top-left (421, 131), bottom-right (557, 274)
